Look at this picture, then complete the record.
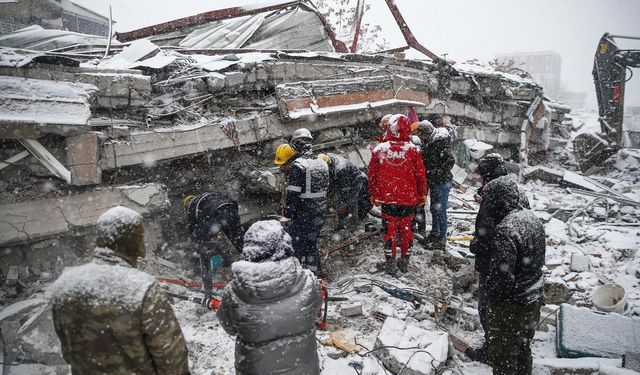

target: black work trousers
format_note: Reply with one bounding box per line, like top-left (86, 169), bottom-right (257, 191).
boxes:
top-left (486, 301), bottom-right (541, 375)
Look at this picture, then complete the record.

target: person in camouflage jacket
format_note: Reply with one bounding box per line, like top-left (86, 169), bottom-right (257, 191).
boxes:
top-left (50, 206), bottom-right (189, 375)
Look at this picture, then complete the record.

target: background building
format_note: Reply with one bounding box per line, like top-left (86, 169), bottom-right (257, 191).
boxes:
top-left (0, 0), bottom-right (110, 36)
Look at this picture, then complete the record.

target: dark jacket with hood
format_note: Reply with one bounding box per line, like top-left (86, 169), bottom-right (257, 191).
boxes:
top-left (217, 220), bottom-right (322, 375)
top-left (477, 176), bottom-right (546, 305)
top-left (470, 157), bottom-right (530, 273)
top-left (217, 259), bottom-right (321, 375)
top-left (420, 127), bottom-right (455, 184)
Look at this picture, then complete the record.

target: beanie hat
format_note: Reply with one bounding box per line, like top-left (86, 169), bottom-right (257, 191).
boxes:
top-left (415, 120), bottom-right (434, 134)
top-left (292, 128), bottom-right (312, 142)
top-left (95, 206), bottom-right (145, 257)
top-left (242, 220), bottom-right (294, 263)
top-left (476, 153), bottom-right (508, 183)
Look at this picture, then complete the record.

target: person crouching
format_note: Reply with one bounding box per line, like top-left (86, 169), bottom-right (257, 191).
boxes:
top-left (217, 220), bottom-right (322, 375)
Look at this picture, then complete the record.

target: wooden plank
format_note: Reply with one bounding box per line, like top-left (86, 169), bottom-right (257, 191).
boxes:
top-left (19, 139), bottom-right (71, 183)
top-left (0, 150), bottom-right (29, 171)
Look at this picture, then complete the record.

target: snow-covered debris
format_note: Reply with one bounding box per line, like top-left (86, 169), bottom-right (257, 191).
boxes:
top-left (374, 317), bottom-right (448, 375)
top-left (98, 39), bottom-right (160, 70)
top-left (570, 254), bottom-right (592, 273)
top-left (557, 304), bottom-right (640, 359)
top-left (0, 76), bottom-right (97, 128)
top-left (463, 139), bottom-right (494, 159)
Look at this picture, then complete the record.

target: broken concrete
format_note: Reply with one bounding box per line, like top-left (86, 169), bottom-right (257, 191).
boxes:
top-left (573, 133), bottom-right (618, 173)
top-left (374, 317), bottom-right (448, 375)
top-left (524, 166), bottom-right (565, 184)
top-left (545, 281), bottom-right (573, 305)
top-left (12, 303), bottom-right (65, 366)
top-left (0, 76), bottom-right (98, 139)
top-left (340, 303), bottom-right (363, 317)
top-left (535, 357), bottom-right (622, 375)
top-left (0, 183), bottom-right (168, 246)
top-left (624, 351), bottom-right (640, 372)
top-left (570, 254), bottom-right (592, 273)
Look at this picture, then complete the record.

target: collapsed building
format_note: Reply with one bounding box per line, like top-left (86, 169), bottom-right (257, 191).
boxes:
top-left (0, 1), bottom-right (572, 302)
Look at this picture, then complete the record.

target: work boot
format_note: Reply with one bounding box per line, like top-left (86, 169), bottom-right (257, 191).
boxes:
top-left (398, 255), bottom-right (410, 273)
top-left (420, 233), bottom-right (439, 247)
top-left (385, 256), bottom-right (397, 276)
top-left (376, 255), bottom-right (391, 272)
top-left (427, 237), bottom-right (446, 250)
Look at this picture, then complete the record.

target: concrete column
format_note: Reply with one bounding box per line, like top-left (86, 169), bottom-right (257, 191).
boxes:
top-left (66, 132), bottom-right (101, 186)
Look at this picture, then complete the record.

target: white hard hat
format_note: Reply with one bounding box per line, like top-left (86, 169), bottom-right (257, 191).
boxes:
top-left (292, 128), bottom-right (313, 141)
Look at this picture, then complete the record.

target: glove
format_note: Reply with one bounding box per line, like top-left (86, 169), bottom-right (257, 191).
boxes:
top-left (370, 196), bottom-right (378, 206)
top-left (417, 195), bottom-right (427, 206)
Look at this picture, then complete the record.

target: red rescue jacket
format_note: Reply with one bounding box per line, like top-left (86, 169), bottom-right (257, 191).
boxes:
top-left (368, 115), bottom-right (427, 206)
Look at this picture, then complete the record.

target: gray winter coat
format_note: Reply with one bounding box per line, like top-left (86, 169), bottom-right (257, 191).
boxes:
top-left (217, 257), bottom-right (322, 375)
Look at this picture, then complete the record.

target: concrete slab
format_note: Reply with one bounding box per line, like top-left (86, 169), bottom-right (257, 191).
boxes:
top-left (0, 183), bottom-right (168, 245)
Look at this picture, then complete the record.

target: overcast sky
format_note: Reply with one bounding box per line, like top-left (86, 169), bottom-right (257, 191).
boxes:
top-left (75, 0), bottom-right (640, 109)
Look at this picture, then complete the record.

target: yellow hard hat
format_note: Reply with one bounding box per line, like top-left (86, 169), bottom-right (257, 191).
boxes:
top-left (274, 144), bottom-right (295, 165)
top-left (182, 195), bottom-right (195, 208)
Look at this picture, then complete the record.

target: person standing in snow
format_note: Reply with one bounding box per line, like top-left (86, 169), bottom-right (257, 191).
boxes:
top-left (275, 142), bottom-right (329, 277)
top-left (217, 220), bottom-right (322, 375)
top-left (369, 114), bottom-right (427, 274)
top-left (478, 176), bottom-right (545, 375)
top-left (321, 152), bottom-right (371, 229)
top-left (466, 153), bottom-right (531, 365)
top-left (183, 193), bottom-right (244, 298)
top-left (50, 206), bottom-right (189, 375)
top-left (412, 118), bottom-right (455, 250)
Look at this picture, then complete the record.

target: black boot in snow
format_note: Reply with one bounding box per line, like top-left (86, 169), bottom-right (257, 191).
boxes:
top-left (385, 256), bottom-right (397, 276)
top-left (420, 232), bottom-right (439, 247)
top-left (428, 238), bottom-right (446, 250)
top-left (398, 255), bottom-right (410, 273)
top-left (376, 255), bottom-right (391, 272)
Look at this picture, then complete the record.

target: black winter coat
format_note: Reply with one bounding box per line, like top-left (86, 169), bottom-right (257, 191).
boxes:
top-left (284, 152), bottom-right (329, 223)
top-left (473, 176), bottom-right (545, 305)
top-left (186, 193), bottom-right (244, 253)
top-left (470, 176), bottom-right (530, 274)
top-left (420, 128), bottom-right (455, 184)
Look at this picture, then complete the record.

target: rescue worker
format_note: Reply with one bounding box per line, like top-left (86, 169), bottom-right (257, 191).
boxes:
top-left (412, 119), bottom-right (455, 250)
top-left (183, 193), bottom-right (244, 298)
top-left (467, 153), bottom-right (530, 365)
top-left (480, 175), bottom-right (545, 375)
top-left (290, 127), bottom-right (313, 152)
top-left (427, 113), bottom-right (458, 141)
top-left (369, 114), bottom-right (427, 274)
top-left (217, 220), bottom-right (322, 375)
top-left (321, 152), bottom-right (371, 229)
top-left (51, 206), bottom-right (189, 375)
top-left (275, 143), bottom-right (329, 276)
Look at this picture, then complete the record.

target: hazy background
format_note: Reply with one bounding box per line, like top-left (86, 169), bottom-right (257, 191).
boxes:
top-left (75, 0), bottom-right (640, 109)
